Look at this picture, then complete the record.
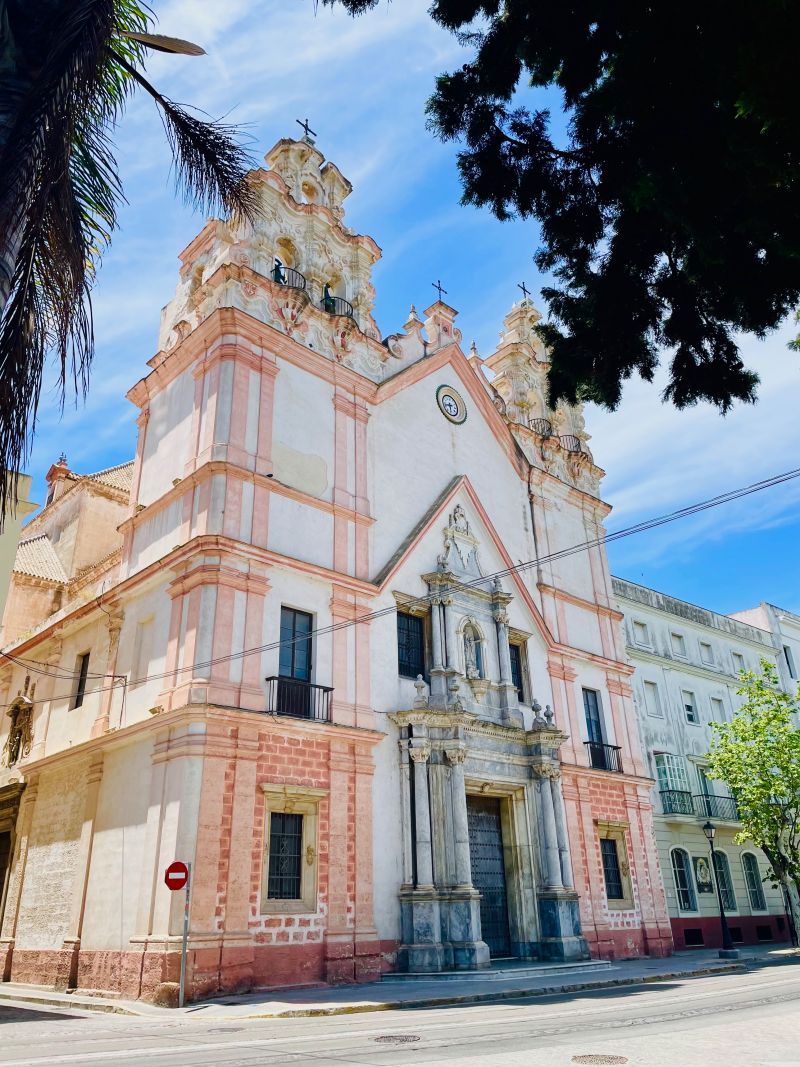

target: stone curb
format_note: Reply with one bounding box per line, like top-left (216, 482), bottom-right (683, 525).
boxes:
top-left (0, 959), bottom-right (759, 1019)
top-left (236, 961), bottom-right (748, 1019)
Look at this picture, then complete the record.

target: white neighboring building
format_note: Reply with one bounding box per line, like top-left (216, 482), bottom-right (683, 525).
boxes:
top-left (729, 602), bottom-right (800, 696)
top-left (613, 577), bottom-right (792, 950)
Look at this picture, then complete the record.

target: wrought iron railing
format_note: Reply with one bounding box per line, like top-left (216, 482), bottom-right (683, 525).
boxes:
top-left (584, 741), bottom-right (623, 773)
top-left (660, 789), bottom-right (695, 816)
top-left (321, 295), bottom-right (354, 318)
top-left (270, 266), bottom-right (306, 290)
top-left (529, 417), bottom-right (553, 436)
top-left (559, 434), bottom-right (583, 453)
top-left (693, 793), bottom-right (739, 821)
top-left (265, 676), bottom-right (333, 722)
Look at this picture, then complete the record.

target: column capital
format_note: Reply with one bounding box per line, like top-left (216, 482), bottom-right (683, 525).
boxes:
top-left (444, 745), bottom-right (466, 765)
top-left (409, 742), bottom-right (431, 764)
top-left (532, 762), bottom-right (561, 780)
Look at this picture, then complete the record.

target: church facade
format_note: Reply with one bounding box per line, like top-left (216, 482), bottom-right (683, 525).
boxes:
top-left (0, 137), bottom-right (671, 1003)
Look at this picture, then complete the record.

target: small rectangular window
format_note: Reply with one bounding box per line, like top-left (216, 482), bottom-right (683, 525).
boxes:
top-left (600, 838), bottom-right (624, 900)
top-left (71, 653), bottom-right (90, 710)
top-left (681, 689), bottom-right (698, 723)
top-left (509, 642), bottom-right (525, 701)
top-left (633, 621), bottom-right (649, 646)
top-left (267, 811), bottom-right (304, 900)
top-left (397, 612), bottom-right (425, 678)
top-left (643, 680), bottom-right (663, 717)
top-left (732, 652), bottom-right (745, 674)
top-left (683, 928), bottom-right (705, 946)
top-left (671, 632), bottom-right (686, 657)
top-left (783, 645), bottom-right (797, 679)
top-left (700, 641), bottom-right (714, 665)
top-left (710, 697), bottom-right (725, 722)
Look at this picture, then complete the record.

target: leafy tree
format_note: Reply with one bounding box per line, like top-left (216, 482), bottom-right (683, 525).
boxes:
top-left (330, 1), bottom-right (800, 413)
top-left (707, 660), bottom-right (800, 940)
top-left (0, 0), bottom-right (257, 516)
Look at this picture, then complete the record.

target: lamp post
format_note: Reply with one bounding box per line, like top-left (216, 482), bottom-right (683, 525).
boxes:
top-left (702, 820), bottom-right (739, 959)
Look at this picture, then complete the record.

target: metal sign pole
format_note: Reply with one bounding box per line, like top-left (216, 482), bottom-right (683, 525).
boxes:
top-left (178, 862), bottom-right (191, 1008)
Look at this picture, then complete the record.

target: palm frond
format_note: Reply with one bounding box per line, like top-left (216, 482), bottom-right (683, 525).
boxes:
top-left (121, 31), bottom-right (205, 56)
top-left (112, 54), bottom-right (259, 223)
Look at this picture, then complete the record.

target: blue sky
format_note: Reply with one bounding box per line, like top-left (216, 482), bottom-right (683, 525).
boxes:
top-left (24, 0), bottom-right (800, 616)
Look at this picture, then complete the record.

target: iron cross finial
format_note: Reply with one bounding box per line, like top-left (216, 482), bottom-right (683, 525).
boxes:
top-left (432, 279), bottom-right (448, 301)
top-left (518, 281), bottom-right (530, 301)
top-left (296, 118), bottom-right (317, 141)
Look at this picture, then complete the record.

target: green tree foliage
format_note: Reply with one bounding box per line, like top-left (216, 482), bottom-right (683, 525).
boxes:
top-left (330, 1), bottom-right (800, 413)
top-left (0, 1), bottom-right (257, 517)
top-left (707, 661), bottom-right (800, 936)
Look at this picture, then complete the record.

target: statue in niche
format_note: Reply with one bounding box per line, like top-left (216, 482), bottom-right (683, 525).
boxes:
top-left (2, 680), bottom-right (34, 768)
top-left (451, 504), bottom-right (470, 535)
top-left (464, 626), bottom-right (483, 679)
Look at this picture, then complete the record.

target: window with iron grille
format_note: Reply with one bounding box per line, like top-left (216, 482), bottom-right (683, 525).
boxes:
top-left (267, 812), bottom-right (304, 900)
top-left (509, 642), bottom-right (525, 701)
top-left (600, 837), bottom-right (624, 900)
top-left (712, 850), bottom-right (737, 911)
top-left (397, 612), bottom-right (425, 678)
top-left (671, 847), bottom-right (697, 911)
top-left (741, 852), bottom-right (767, 911)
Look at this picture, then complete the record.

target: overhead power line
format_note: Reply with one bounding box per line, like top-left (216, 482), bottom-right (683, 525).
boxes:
top-left (1, 464), bottom-right (798, 709)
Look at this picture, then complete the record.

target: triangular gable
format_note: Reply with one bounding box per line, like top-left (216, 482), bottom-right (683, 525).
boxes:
top-left (376, 343), bottom-right (527, 478)
top-left (375, 474), bottom-right (555, 648)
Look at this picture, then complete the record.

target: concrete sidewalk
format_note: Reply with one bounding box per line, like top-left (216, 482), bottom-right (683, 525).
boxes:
top-left (0, 947), bottom-right (796, 1019)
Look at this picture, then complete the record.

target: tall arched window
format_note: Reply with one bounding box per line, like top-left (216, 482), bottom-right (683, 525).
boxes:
top-left (712, 851), bottom-right (737, 911)
top-left (741, 852), bottom-right (767, 911)
top-left (463, 624), bottom-right (484, 679)
top-left (671, 848), bottom-right (697, 911)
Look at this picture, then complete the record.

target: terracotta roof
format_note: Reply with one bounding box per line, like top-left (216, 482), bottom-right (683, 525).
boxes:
top-left (86, 461), bottom-right (134, 494)
top-left (14, 535), bottom-right (67, 584)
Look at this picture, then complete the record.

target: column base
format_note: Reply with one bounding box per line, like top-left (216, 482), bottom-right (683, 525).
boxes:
top-left (537, 891), bottom-right (590, 961)
top-left (439, 888), bottom-right (490, 970)
top-left (398, 888), bottom-right (450, 972)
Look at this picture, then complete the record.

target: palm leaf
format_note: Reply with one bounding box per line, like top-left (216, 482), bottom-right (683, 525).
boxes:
top-left (121, 31), bottom-right (205, 56)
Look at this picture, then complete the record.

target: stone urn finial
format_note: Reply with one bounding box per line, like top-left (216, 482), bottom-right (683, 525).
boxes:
top-left (413, 675), bottom-right (429, 709)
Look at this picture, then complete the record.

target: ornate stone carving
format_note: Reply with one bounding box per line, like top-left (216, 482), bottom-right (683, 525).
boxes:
top-left (533, 763), bottom-right (561, 780)
top-left (2, 678), bottom-right (35, 768)
top-left (444, 746), bottom-right (467, 765)
top-left (408, 742), bottom-right (431, 763)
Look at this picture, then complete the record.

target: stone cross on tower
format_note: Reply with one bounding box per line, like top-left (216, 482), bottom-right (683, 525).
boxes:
top-left (432, 279), bottom-right (447, 302)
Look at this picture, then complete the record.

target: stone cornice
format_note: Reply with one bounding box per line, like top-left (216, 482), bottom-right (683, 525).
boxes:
top-left (538, 583), bottom-right (623, 621)
top-left (17, 702), bottom-right (384, 774)
top-left (121, 458), bottom-right (374, 534)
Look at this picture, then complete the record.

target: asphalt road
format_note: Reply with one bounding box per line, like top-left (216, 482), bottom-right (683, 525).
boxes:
top-left (0, 963), bottom-right (798, 1067)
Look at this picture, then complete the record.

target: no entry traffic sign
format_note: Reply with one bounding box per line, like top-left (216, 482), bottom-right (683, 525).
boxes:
top-left (164, 860), bottom-right (189, 891)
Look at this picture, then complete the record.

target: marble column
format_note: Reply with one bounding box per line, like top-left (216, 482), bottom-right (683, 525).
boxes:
top-left (398, 740), bottom-right (414, 886)
top-left (538, 769), bottom-right (563, 889)
top-left (442, 595), bottom-right (459, 672)
top-left (549, 775), bottom-right (574, 889)
top-left (494, 608), bottom-right (513, 684)
top-left (445, 746), bottom-right (471, 888)
top-left (409, 741), bottom-right (434, 888)
top-left (430, 598), bottom-right (444, 672)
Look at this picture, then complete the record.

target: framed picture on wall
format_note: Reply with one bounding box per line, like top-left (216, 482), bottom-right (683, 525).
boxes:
top-left (694, 855), bottom-right (715, 893)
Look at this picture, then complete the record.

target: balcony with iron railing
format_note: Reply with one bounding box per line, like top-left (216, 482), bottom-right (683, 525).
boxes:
top-left (559, 434), bottom-right (584, 453)
top-left (265, 676), bottom-right (333, 722)
top-left (270, 265), bottom-right (307, 291)
top-left (584, 741), bottom-right (623, 773)
top-left (321, 294), bottom-right (354, 318)
top-left (660, 789), bottom-right (695, 816)
top-left (693, 793), bottom-right (739, 821)
top-left (528, 417), bottom-right (553, 437)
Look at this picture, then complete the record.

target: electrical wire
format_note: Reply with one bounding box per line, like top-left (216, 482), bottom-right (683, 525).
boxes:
top-left (1, 464), bottom-right (798, 709)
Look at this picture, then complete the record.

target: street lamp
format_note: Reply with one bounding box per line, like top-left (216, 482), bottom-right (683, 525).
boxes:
top-left (702, 820), bottom-right (739, 959)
